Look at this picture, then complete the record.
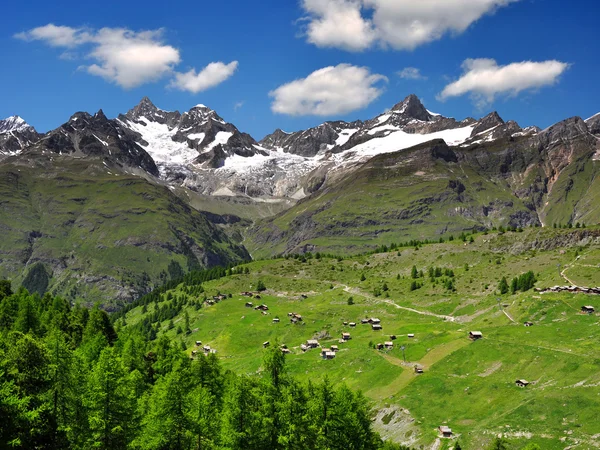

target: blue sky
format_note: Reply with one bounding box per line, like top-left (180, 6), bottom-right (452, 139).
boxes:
top-left (1, 0), bottom-right (598, 140)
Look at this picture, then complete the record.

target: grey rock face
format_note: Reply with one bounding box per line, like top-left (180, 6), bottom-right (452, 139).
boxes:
top-left (586, 113), bottom-right (600, 135)
top-left (28, 109), bottom-right (159, 176)
top-left (260, 121), bottom-right (363, 157)
top-left (0, 116), bottom-right (41, 155)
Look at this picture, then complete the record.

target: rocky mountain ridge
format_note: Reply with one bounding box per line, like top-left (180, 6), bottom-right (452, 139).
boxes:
top-left (0, 115), bottom-right (41, 156)
top-left (0, 95), bottom-right (599, 300)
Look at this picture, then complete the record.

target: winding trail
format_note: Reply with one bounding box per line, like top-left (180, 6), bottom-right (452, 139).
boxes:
top-left (560, 255), bottom-right (581, 286)
top-left (337, 284), bottom-right (456, 322)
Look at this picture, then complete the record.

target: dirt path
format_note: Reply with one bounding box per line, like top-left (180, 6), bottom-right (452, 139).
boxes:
top-left (367, 338), bottom-right (471, 399)
top-left (560, 255), bottom-right (582, 286)
top-left (337, 284), bottom-right (456, 322)
top-left (503, 310), bottom-right (516, 323)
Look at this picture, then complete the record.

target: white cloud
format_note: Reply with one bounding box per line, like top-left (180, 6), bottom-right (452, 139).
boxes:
top-left (234, 101), bottom-right (245, 112)
top-left (300, 0), bottom-right (519, 51)
top-left (397, 67), bottom-right (426, 80)
top-left (301, 0), bottom-right (376, 51)
top-left (169, 61), bottom-right (239, 94)
top-left (85, 28), bottom-right (180, 88)
top-left (438, 58), bottom-right (569, 106)
top-left (270, 63), bottom-right (387, 116)
top-left (15, 24), bottom-right (236, 91)
top-left (15, 24), bottom-right (90, 47)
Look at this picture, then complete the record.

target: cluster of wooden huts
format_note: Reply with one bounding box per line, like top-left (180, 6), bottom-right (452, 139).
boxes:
top-left (536, 285), bottom-right (600, 295)
top-left (190, 340), bottom-right (217, 357)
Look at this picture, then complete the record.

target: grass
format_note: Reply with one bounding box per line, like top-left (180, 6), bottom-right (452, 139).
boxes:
top-left (120, 226), bottom-right (600, 449)
top-left (0, 158), bottom-right (248, 306)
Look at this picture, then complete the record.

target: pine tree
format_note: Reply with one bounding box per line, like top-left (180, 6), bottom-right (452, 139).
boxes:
top-left (411, 266), bottom-right (418, 279)
top-left (489, 437), bottom-right (509, 450)
top-left (499, 277), bottom-right (509, 295)
top-left (84, 347), bottom-right (137, 450)
top-left (137, 361), bottom-right (194, 449)
top-left (14, 294), bottom-right (40, 335)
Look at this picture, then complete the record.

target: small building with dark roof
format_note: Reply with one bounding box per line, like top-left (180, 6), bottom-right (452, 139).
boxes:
top-left (438, 426), bottom-right (452, 438)
top-left (469, 331), bottom-right (483, 340)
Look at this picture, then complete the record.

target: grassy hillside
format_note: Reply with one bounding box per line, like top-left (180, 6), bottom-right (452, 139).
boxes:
top-left (246, 140), bottom-right (540, 259)
top-left (245, 129), bottom-right (600, 259)
top-left (118, 226), bottom-right (600, 449)
top-left (0, 156), bottom-right (249, 307)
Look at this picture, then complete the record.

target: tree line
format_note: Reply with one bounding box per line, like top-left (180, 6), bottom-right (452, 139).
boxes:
top-left (0, 281), bottom-right (411, 450)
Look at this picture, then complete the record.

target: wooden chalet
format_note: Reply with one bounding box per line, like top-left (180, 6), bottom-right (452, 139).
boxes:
top-left (524, 321), bottom-right (534, 327)
top-left (263, 341), bottom-right (270, 348)
top-left (414, 365), bottom-right (424, 374)
top-left (438, 426), bottom-right (452, 438)
top-left (469, 331), bottom-right (483, 340)
top-left (273, 318), bottom-right (280, 323)
top-left (342, 332), bottom-right (351, 341)
top-left (321, 349), bottom-right (336, 360)
top-left (349, 322), bottom-right (357, 327)
top-left (195, 341), bottom-right (202, 346)
top-left (306, 339), bottom-right (319, 349)
top-left (407, 333), bottom-right (415, 338)
top-left (376, 343), bottom-right (384, 350)
top-left (330, 345), bottom-right (339, 352)
top-left (245, 302), bottom-right (253, 308)
top-left (582, 306), bottom-right (595, 314)
top-left (384, 341), bottom-right (394, 349)
top-left (372, 324), bottom-right (383, 331)
top-left (515, 379), bottom-right (530, 387)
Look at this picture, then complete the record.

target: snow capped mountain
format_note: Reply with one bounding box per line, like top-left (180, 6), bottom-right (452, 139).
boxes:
top-left (8, 94), bottom-right (593, 204)
top-left (118, 98), bottom-right (260, 172)
top-left (586, 112), bottom-right (600, 135)
top-left (260, 120), bottom-right (363, 157)
top-left (0, 116), bottom-right (34, 134)
top-left (0, 116), bottom-right (40, 156)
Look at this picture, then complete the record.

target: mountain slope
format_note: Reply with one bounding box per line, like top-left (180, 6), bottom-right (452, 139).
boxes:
top-left (0, 154), bottom-right (249, 307)
top-left (246, 114), bottom-right (600, 258)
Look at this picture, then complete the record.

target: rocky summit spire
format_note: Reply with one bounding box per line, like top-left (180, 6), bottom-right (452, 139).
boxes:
top-left (471, 111), bottom-right (505, 135)
top-left (390, 94), bottom-right (432, 122)
top-left (126, 97), bottom-right (159, 120)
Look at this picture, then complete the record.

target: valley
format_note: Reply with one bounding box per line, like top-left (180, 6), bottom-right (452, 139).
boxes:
top-left (116, 227), bottom-right (600, 449)
top-left (1, 95), bottom-right (599, 303)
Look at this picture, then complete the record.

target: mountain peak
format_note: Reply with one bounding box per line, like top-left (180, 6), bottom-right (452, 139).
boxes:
top-left (0, 115), bottom-right (35, 134)
top-left (139, 96), bottom-right (155, 108)
top-left (94, 109), bottom-right (108, 121)
top-left (390, 94), bottom-right (432, 121)
top-left (471, 111), bottom-right (505, 136)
